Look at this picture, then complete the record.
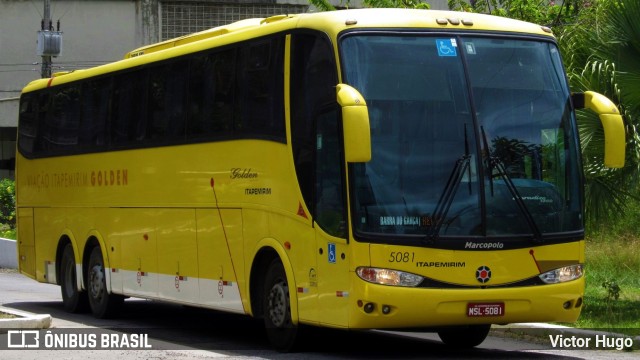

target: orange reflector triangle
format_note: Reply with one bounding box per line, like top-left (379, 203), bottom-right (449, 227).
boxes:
top-left (297, 202), bottom-right (308, 219)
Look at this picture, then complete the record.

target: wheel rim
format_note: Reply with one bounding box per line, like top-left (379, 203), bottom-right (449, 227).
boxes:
top-left (267, 280), bottom-right (288, 327)
top-left (89, 264), bottom-right (105, 302)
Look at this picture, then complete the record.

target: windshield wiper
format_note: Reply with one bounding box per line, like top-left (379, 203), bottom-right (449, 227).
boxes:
top-left (481, 127), bottom-right (543, 243)
top-left (426, 125), bottom-right (472, 243)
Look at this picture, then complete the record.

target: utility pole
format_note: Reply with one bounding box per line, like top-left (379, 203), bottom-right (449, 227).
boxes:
top-left (37, 0), bottom-right (62, 78)
top-left (41, 0), bottom-right (52, 78)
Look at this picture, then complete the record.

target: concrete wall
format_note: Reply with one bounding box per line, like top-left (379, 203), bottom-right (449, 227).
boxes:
top-left (0, 0), bottom-right (138, 98)
top-left (0, 238), bottom-right (17, 269)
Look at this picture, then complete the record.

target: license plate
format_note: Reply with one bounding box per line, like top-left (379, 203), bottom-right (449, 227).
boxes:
top-left (467, 302), bottom-right (505, 317)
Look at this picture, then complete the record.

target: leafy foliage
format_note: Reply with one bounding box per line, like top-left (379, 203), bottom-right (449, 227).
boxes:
top-left (560, 0), bottom-right (640, 225)
top-left (363, 0), bottom-right (431, 8)
top-left (447, 0), bottom-right (579, 26)
top-left (0, 179), bottom-right (15, 230)
top-left (308, 0), bottom-right (337, 11)
top-left (308, 0), bottom-right (430, 11)
top-left (602, 279), bottom-right (621, 301)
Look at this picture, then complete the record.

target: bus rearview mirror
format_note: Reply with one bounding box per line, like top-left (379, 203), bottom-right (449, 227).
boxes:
top-left (572, 91), bottom-right (626, 168)
top-left (336, 84), bottom-right (371, 163)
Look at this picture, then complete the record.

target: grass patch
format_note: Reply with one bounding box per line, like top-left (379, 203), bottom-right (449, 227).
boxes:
top-left (574, 235), bottom-right (640, 335)
top-left (0, 224), bottom-right (15, 239)
top-left (0, 311), bottom-right (18, 319)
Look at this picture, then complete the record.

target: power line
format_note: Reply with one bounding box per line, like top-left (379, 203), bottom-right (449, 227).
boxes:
top-left (56, 0), bottom-right (75, 21)
top-left (0, 61), bottom-right (113, 73)
top-left (0, 63), bottom-right (39, 67)
top-left (28, 0), bottom-right (43, 18)
top-left (0, 61), bottom-right (111, 66)
top-left (0, 70), bottom-right (38, 73)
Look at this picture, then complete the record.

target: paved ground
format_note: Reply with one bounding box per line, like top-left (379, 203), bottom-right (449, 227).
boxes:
top-left (1, 269), bottom-right (638, 359)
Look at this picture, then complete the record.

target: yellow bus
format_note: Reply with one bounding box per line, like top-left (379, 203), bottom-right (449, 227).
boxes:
top-left (16, 9), bottom-right (625, 351)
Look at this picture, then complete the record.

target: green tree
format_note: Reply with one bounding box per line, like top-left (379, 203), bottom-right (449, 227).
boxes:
top-left (308, 0), bottom-right (338, 11)
top-left (0, 178), bottom-right (16, 230)
top-left (308, 0), bottom-right (430, 11)
top-left (560, 0), bottom-right (640, 225)
top-left (447, 0), bottom-right (578, 26)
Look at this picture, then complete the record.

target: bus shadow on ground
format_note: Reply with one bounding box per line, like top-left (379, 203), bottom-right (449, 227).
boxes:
top-left (3, 299), bottom-right (583, 359)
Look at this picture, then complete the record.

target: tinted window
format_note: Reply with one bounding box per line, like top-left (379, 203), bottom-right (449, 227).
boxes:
top-left (148, 61), bottom-right (188, 142)
top-left (111, 70), bottom-right (147, 146)
top-left (187, 49), bottom-right (236, 138)
top-left (18, 34), bottom-right (287, 158)
top-left (46, 85), bottom-right (81, 150)
top-left (290, 33), bottom-right (344, 236)
top-left (80, 78), bottom-right (110, 149)
top-left (238, 37), bottom-right (285, 139)
top-left (18, 94), bottom-right (38, 155)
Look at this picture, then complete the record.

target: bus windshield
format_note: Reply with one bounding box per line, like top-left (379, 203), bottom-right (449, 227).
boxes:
top-left (342, 34), bottom-right (583, 241)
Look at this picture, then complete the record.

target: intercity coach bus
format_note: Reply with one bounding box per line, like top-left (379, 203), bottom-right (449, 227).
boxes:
top-left (16, 9), bottom-right (625, 351)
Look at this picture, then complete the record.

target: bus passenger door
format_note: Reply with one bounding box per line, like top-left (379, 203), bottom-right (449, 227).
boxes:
top-left (289, 32), bottom-right (348, 326)
top-left (314, 107), bottom-right (350, 328)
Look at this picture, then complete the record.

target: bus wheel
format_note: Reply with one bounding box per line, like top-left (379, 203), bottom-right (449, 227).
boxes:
top-left (60, 243), bottom-right (88, 313)
top-left (263, 259), bottom-right (298, 352)
top-left (87, 246), bottom-right (123, 318)
top-left (437, 324), bottom-right (491, 348)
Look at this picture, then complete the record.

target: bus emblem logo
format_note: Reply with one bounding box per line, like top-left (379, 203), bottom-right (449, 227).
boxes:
top-left (476, 266), bottom-right (491, 283)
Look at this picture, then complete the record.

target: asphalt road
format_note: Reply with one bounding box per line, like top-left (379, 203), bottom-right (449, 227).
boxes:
top-left (0, 269), bottom-right (636, 359)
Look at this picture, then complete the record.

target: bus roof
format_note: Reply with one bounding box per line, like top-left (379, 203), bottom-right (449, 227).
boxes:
top-left (125, 9), bottom-right (553, 59)
top-left (22, 8), bottom-right (554, 92)
top-left (123, 17), bottom-right (268, 59)
top-left (296, 8), bottom-right (553, 37)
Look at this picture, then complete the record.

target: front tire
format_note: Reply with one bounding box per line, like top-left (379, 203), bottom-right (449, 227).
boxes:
top-left (60, 243), bottom-right (88, 313)
top-left (437, 324), bottom-right (491, 348)
top-left (87, 246), bottom-right (123, 318)
top-left (263, 259), bottom-right (298, 352)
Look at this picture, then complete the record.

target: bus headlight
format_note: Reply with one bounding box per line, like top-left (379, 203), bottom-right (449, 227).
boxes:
top-left (356, 267), bottom-right (424, 287)
top-left (538, 264), bottom-right (584, 284)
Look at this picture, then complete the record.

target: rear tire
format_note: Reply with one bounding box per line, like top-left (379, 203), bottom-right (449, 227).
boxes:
top-left (60, 243), bottom-right (88, 313)
top-left (87, 246), bottom-right (124, 318)
top-left (263, 259), bottom-right (299, 352)
top-left (437, 324), bottom-right (491, 348)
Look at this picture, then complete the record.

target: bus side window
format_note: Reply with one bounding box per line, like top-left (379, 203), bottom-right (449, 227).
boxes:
top-left (111, 70), bottom-right (148, 146)
top-left (290, 32), bottom-right (345, 237)
top-left (238, 36), bottom-right (285, 140)
top-left (148, 61), bottom-right (187, 142)
top-left (48, 85), bottom-right (81, 150)
top-left (80, 78), bottom-right (110, 149)
top-left (187, 49), bottom-right (236, 138)
top-left (35, 92), bottom-right (51, 152)
top-left (18, 93), bottom-right (38, 156)
top-left (315, 107), bottom-right (347, 237)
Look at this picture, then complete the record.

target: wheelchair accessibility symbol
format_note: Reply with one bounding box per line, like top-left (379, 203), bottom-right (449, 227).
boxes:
top-left (436, 39), bottom-right (457, 57)
top-left (328, 243), bottom-right (336, 264)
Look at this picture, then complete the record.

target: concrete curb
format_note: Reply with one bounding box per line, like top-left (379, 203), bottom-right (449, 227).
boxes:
top-left (0, 306), bottom-right (51, 329)
top-left (0, 238), bottom-right (18, 269)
